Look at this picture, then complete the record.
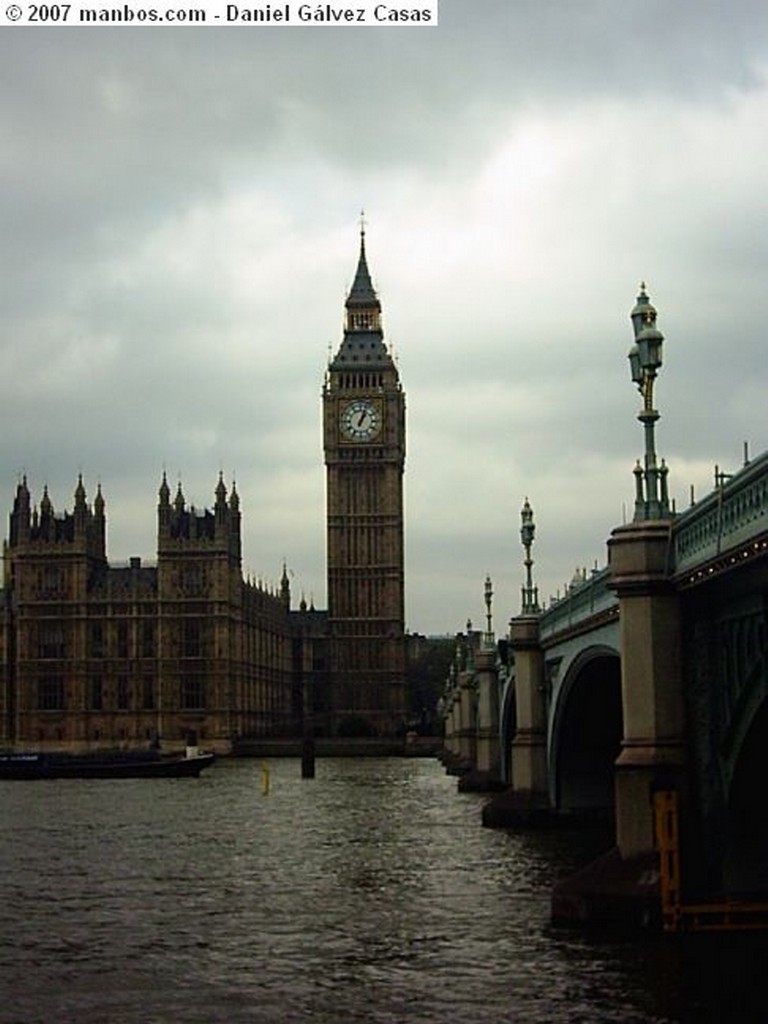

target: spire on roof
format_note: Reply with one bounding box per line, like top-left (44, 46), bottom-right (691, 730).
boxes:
top-left (40, 485), bottom-right (52, 517)
top-left (346, 213), bottom-right (380, 314)
top-left (74, 473), bottom-right (86, 509)
top-left (215, 471), bottom-right (227, 509)
top-left (158, 471), bottom-right (170, 506)
top-left (15, 475), bottom-right (30, 508)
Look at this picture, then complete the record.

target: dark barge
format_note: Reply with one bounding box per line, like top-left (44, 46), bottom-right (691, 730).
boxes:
top-left (0, 749), bottom-right (215, 779)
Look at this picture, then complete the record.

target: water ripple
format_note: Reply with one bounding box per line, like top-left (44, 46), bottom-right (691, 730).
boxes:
top-left (1, 758), bottom-right (766, 1022)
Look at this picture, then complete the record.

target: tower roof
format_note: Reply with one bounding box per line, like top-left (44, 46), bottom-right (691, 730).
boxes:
top-left (330, 222), bottom-right (393, 372)
top-left (345, 226), bottom-right (380, 311)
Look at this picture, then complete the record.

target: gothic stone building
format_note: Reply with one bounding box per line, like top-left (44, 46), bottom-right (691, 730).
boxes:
top-left (322, 227), bottom-right (407, 735)
top-left (0, 231), bottom-right (408, 752)
top-left (0, 474), bottom-right (298, 753)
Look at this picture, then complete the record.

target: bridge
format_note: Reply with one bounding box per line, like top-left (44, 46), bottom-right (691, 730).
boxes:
top-left (438, 288), bottom-right (768, 928)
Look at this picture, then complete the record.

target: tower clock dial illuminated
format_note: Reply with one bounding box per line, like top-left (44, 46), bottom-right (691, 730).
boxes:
top-left (340, 398), bottom-right (382, 442)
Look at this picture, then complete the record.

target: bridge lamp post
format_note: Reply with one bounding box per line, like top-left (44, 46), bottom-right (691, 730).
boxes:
top-left (483, 574), bottom-right (494, 647)
top-left (628, 284), bottom-right (670, 520)
top-left (520, 498), bottom-right (540, 614)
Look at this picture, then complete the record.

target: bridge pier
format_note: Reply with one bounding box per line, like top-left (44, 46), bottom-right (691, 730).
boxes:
top-left (457, 667), bottom-right (477, 769)
top-left (440, 675), bottom-right (465, 775)
top-left (552, 517), bottom-right (686, 928)
top-left (439, 663), bottom-right (476, 777)
top-left (482, 614), bottom-right (550, 823)
top-left (509, 615), bottom-right (549, 804)
top-left (459, 645), bottom-right (504, 791)
top-left (609, 518), bottom-right (686, 858)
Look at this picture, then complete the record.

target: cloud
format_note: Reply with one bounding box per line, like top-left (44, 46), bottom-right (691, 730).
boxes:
top-left (2, 3), bottom-right (768, 633)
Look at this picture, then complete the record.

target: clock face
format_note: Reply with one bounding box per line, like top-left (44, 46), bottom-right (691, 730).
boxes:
top-left (340, 399), bottom-right (382, 442)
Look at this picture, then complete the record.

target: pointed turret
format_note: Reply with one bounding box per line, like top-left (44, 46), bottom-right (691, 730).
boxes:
top-left (214, 472), bottom-right (229, 541)
top-left (16, 474), bottom-right (30, 508)
top-left (93, 483), bottom-right (106, 558)
top-left (73, 474), bottom-right (88, 539)
top-left (38, 485), bottom-right (54, 539)
top-left (157, 473), bottom-right (171, 540)
top-left (9, 475), bottom-right (31, 545)
top-left (280, 561), bottom-right (291, 610)
top-left (158, 471), bottom-right (170, 507)
top-left (215, 472), bottom-right (227, 510)
top-left (329, 221), bottom-right (393, 373)
top-left (345, 221), bottom-right (381, 328)
top-left (74, 474), bottom-right (86, 510)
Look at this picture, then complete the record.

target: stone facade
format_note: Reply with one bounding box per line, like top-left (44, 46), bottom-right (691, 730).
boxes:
top-left (0, 475), bottom-right (298, 754)
top-left (0, 232), bottom-right (412, 752)
top-left (322, 229), bottom-right (408, 736)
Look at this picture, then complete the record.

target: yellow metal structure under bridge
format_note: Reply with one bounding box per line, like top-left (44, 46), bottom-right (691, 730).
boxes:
top-left (655, 790), bottom-right (768, 932)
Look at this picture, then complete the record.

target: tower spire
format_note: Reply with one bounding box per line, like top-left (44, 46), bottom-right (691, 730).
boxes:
top-left (345, 215), bottom-right (381, 330)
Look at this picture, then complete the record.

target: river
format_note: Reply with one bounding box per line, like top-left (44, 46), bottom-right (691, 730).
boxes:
top-left (2, 756), bottom-right (768, 1023)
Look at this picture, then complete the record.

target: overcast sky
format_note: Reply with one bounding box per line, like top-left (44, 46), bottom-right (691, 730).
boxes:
top-left (2, 1), bottom-right (768, 635)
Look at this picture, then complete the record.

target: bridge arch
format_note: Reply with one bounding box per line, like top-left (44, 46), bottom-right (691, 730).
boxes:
top-left (725, 695), bottom-right (768, 895)
top-left (499, 674), bottom-right (517, 784)
top-left (549, 644), bottom-right (622, 812)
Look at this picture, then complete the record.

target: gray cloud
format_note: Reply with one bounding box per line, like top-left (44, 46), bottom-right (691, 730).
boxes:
top-left (2, 2), bottom-right (768, 633)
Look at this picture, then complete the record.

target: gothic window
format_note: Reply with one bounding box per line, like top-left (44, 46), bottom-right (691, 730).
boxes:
top-left (181, 675), bottom-right (205, 710)
top-left (89, 676), bottom-right (103, 710)
top-left (141, 623), bottom-right (155, 658)
top-left (142, 675), bottom-right (154, 709)
top-left (182, 566), bottom-right (205, 596)
top-left (38, 626), bottom-right (65, 660)
top-left (117, 623), bottom-right (129, 659)
top-left (117, 676), bottom-right (129, 710)
top-left (184, 620), bottom-right (201, 658)
top-left (90, 623), bottom-right (104, 659)
top-left (38, 675), bottom-right (64, 710)
top-left (39, 566), bottom-right (64, 597)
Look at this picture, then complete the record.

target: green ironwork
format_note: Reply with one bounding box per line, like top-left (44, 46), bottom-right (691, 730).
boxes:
top-left (628, 284), bottom-right (670, 519)
top-left (672, 449), bottom-right (768, 576)
top-left (520, 498), bottom-right (540, 614)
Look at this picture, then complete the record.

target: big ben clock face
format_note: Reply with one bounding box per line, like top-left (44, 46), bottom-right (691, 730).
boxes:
top-left (340, 398), bottom-right (382, 442)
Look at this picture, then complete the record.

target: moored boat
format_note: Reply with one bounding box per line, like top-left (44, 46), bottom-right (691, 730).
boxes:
top-left (0, 749), bottom-right (215, 780)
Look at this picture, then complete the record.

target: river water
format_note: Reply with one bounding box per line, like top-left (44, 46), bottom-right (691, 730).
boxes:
top-left (2, 756), bottom-right (768, 1023)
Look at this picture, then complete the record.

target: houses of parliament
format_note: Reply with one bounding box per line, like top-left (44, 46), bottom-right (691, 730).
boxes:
top-left (0, 231), bottom-right (408, 753)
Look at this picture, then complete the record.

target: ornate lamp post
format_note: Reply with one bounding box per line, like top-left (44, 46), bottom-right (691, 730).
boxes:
top-left (483, 574), bottom-right (494, 647)
top-left (628, 284), bottom-right (670, 520)
top-left (520, 497), bottom-right (540, 614)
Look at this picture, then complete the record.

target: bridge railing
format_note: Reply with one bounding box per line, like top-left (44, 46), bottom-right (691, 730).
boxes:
top-left (671, 450), bottom-right (768, 575)
top-left (538, 566), bottom-right (614, 641)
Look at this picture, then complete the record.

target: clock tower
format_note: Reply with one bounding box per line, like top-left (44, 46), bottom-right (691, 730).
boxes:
top-left (323, 226), bottom-right (407, 737)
